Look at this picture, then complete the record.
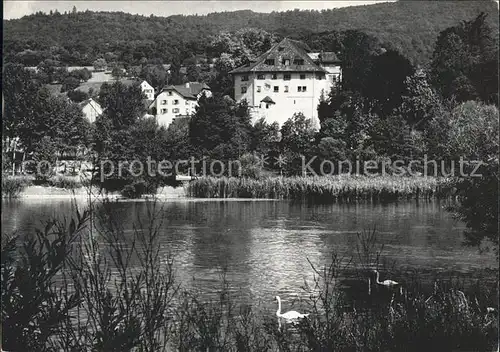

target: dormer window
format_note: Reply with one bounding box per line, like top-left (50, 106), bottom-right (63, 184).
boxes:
top-left (284, 74), bottom-right (291, 81)
top-left (257, 74), bottom-right (265, 80)
top-left (265, 59), bottom-right (275, 66)
top-left (282, 59), bottom-right (290, 66)
top-left (271, 73), bottom-right (278, 80)
top-left (241, 75), bottom-right (249, 81)
top-left (293, 59), bottom-right (304, 65)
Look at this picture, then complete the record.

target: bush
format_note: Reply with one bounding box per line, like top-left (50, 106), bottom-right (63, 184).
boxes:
top-left (48, 175), bottom-right (83, 189)
top-left (2, 176), bottom-right (32, 198)
top-left (121, 180), bottom-right (157, 199)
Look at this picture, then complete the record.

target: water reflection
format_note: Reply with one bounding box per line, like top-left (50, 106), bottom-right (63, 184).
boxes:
top-left (1, 198), bottom-right (496, 304)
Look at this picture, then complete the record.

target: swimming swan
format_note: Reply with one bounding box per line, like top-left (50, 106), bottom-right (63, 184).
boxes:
top-left (274, 295), bottom-right (309, 321)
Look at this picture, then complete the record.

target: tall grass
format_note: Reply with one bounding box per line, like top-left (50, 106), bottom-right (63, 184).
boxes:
top-left (1, 198), bottom-right (497, 351)
top-left (185, 175), bottom-right (451, 201)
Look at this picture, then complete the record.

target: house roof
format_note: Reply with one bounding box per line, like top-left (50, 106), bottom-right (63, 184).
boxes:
top-left (160, 82), bottom-right (210, 99)
top-left (79, 98), bottom-right (96, 107)
top-left (229, 38), bottom-right (327, 74)
top-left (260, 96), bottom-right (275, 104)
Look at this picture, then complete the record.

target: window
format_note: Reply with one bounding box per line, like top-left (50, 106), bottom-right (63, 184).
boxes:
top-left (302, 86), bottom-right (307, 92)
top-left (265, 59), bottom-right (274, 65)
top-left (266, 103), bottom-right (270, 109)
top-left (274, 86), bottom-right (279, 92)
top-left (241, 75), bottom-right (249, 81)
top-left (284, 74), bottom-right (291, 81)
top-left (185, 101), bottom-right (189, 105)
top-left (316, 73), bottom-right (325, 80)
top-left (282, 59), bottom-right (290, 66)
top-left (161, 108), bottom-right (168, 114)
top-left (161, 100), bottom-right (167, 105)
top-left (271, 73), bottom-right (278, 80)
top-left (186, 109), bottom-right (189, 114)
top-left (173, 108), bottom-right (179, 113)
top-left (298, 86), bottom-right (307, 92)
top-left (284, 86), bottom-right (289, 93)
top-left (257, 74), bottom-right (265, 80)
top-left (168, 91), bottom-right (173, 96)
top-left (278, 47), bottom-right (284, 51)
top-left (173, 100), bottom-right (179, 105)
top-left (300, 74), bottom-right (306, 80)
top-left (241, 86), bottom-right (247, 94)
top-left (257, 86), bottom-right (261, 93)
top-left (293, 59), bottom-right (304, 65)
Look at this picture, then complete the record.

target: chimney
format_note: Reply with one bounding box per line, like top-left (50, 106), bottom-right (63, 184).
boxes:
top-left (185, 82), bottom-right (190, 88)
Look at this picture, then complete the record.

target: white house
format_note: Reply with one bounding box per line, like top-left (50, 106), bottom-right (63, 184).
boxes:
top-left (140, 80), bottom-right (155, 100)
top-left (149, 82), bottom-right (211, 128)
top-left (79, 98), bottom-right (103, 123)
top-left (229, 38), bottom-right (342, 129)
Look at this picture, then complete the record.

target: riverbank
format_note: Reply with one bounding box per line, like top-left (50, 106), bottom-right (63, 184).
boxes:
top-left (4, 184), bottom-right (187, 200)
top-left (4, 175), bottom-right (454, 201)
top-left (185, 175), bottom-right (453, 201)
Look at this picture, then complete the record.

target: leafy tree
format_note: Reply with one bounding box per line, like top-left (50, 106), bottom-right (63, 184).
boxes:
top-left (67, 89), bottom-right (89, 103)
top-left (450, 159), bottom-right (498, 255)
top-left (338, 30), bottom-right (381, 96)
top-left (98, 81), bottom-right (146, 128)
top-left (399, 71), bottom-right (443, 130)
top-left (445, 101), bottom-right (499, 161)
top-left (93, 58), bottom-right (107, 72)
top-left (430, 12), bottom-right (499, 105)
top-left (111, 66), bottom-right (125, 80)
top-left (140, 64), bottom-right (168, 90)
top-left (251, 118), bottom-right (281, 158)
top-left (280, 113), bottom-right (316, 175)
top-left (61, 76), bottom-right (80, 92)
top-left (189, 93), bottom-right (252, 160)
top-left (365, 49), bottom-right (415, 116)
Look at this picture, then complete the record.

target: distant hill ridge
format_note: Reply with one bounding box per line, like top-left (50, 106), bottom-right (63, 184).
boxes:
top-left (3, 1), bottom-right (498, 66)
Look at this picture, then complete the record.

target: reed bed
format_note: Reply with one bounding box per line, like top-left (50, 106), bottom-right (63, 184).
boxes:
top-left (185, 175), bottom-right (451, 201)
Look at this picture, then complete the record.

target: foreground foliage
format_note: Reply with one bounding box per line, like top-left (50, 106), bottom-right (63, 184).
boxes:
top-left (1, 200), bottom-right (497, 351)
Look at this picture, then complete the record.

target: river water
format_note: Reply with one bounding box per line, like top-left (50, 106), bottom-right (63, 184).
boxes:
top-left (1, 198), bottom-right (496, 306)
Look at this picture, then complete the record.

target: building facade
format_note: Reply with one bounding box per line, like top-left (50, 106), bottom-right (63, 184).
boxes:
top-left (140, 80), bottom-right (155, 100)
top-left (230, 38), bottom-right (341, 129)
top-left (149, 82), bottom-right (211, 128)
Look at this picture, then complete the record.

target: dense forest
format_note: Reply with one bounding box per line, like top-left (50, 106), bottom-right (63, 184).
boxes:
top-left (3, 1), bottom-right (498, 67)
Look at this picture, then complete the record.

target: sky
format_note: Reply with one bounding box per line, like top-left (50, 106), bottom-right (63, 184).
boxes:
top-left (3, 1), bottom-right (397, 20)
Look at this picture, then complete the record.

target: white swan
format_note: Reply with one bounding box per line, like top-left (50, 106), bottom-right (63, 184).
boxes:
top-left (275, 295), bottom-right (309, 322)
top-left (373, 270), bottom-right (403, 294)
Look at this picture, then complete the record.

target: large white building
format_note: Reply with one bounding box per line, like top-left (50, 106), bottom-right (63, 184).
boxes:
top-left (230, 38), bottom-right (341, 129)
top-left (149, 82), bottom-right (211, 128)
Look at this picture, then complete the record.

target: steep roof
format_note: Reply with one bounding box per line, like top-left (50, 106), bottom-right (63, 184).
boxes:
top-left (79, 98), bottom-right (101, 108)
top-left (160, 82), bottom-right (210, 99)
top-left (260, 96), bottom-right (275, 104)
top-left (229, 38), bottom-right (326, 74)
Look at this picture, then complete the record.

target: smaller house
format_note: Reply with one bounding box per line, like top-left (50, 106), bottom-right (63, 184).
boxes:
top-left (140, 80), bottom-right (155, 100)
top-left (149, 82), bottom-right (211, 128)
top-left (79, 98), bottom-right (103, 123)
